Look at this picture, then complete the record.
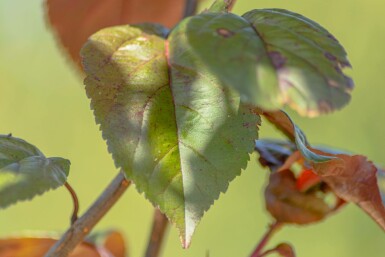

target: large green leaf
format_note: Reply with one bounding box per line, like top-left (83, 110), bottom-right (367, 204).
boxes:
top-left (81, 24), bottom-right (260, 247)
top-left (169, 9), bottom-right (353, 116)
top-left (0, 135), bottom-right (70, 208)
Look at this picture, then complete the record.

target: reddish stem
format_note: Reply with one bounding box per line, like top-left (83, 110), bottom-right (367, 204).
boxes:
top-left (250, 222), bottom-right (283, 257)
top-left (64, 182), bottom-right (79, 225)
top-left (259, 249), bottom-right (276, 257)
top-left (144, 208), bottom-right (169, 257)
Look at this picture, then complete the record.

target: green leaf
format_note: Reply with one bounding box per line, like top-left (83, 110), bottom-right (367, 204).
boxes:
top-left (169, 9), bottom-right (353, 116)
top-left (81, 24), bottom-right (260, 247)
top-left (0, 135), bottom-right (70, 209)
top-left (208, 0), bottom-right (234, 13)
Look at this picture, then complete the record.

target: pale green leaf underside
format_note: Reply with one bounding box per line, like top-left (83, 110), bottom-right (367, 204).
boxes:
top-left (169, 9), bottom-right (353, 117)
top-left (0, 135), bottom-right (70, 208)
top-left (82, 24), bottom-right (260, 247)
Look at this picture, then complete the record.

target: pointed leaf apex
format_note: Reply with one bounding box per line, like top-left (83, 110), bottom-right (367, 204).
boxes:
top-left (208, 0), bottom-right (235, 13)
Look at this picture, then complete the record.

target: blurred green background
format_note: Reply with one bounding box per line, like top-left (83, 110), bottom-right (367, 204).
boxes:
top-left (0, 0), bottom-right (384, 256)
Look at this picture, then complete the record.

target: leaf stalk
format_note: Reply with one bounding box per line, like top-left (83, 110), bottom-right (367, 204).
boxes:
top-left (250, 222), bottom-right (283, 257)
top-left (64, 182), bottom-right (79, 225)
top-left (144, 208), bottom-right (169, 257)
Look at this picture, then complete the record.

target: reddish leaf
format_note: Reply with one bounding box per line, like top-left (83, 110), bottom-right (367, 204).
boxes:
top-left (95, 231), bottom-right (127, 257)
top-left (260, 111), bottom-right (296, 141)
top-left (0, 238), bottom-right (99, 257)
top-left (274, 243), bottom-right (296, 257)
top-left (262, 110), bottom-right (385, 232)
top-left (377, 168), bottom-right (385, 205)
top-left (296, 169), bottom-right (321, 192)
top-left (46, 0), bottom-right (186, 67)
top-left (0, 231), bottom-right (127, 257)
top-left (265, 169), bottom-right (333, 224)
top-left (311, 153), bottom-right (385, 230)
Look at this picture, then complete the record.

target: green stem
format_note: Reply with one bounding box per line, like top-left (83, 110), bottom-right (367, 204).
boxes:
top-left (44, 172), bottom-right (130, 257)
top-left (208, 0), bottom-right (237, 12)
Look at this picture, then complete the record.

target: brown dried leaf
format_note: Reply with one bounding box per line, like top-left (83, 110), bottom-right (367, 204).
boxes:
top-left (312, 153), bottom-right (385, 230)
top-left (0, 231), bottom-right (127, 257)
top-left (263, 110), bottom-right (385, 231)
top-left (265, 169), bottom-right (332, 224)
top-left (46, 0), bottom-right (186, 67)
top-left (0, 238), bottom-right (100, 257)
top-left (100, 231), bottom-right (127, 257)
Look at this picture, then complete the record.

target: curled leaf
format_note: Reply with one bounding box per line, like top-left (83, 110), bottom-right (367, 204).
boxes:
top-left (0, 135), bottom-right (70, 209)
top-left (265, 169), bottom-right (334, 224)
top-left (262, 111), bottom-right (385, 231)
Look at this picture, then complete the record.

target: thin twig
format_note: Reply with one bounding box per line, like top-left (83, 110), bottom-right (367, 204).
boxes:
top-left (64, 182), bottom-right (79, 225)
top-left (250, 222), bottom-right (283, 257)
top-left (144, 208), bottom-right (169, 257)
top-left (259, 249), bottom-right (276, 257)
top-left (184, 0), bottom-right (198, 18)
top-left (44, 172), bottom-right (130, 257)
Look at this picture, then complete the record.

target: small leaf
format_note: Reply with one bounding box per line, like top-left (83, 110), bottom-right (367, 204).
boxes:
top-left (265, 169), bottom-right (333, 224)
top-left (46, 0), bottom-right (187, 68)
top-left (0, 135), bottom-right (70, 209)
top-left (82, 24), bottom-right (260, 247)
top-left (169, 9), bottom-right (353, 116)
top-left (274, 243), bottom-right (296, 257)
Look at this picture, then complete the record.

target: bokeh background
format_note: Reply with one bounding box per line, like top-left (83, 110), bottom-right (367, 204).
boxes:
top-left (1, 0), bottom-right (385, 256)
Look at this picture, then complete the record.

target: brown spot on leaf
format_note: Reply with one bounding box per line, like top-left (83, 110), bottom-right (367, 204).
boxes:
top-left (327, 79), bottom-right (340, 88)
top-left (318, 100), bottom-right (333, 113)
top-left (327, 34), bottom-right (338, 42)
top-left (216, 28), bottom-right (235, 38)
top-left (324, 52), bottom-right (337, 62)
top-left (334, 66), bottom-right (343, 75)
top-left (269, 51), bottom-right (286, 69)
top-left (340, 60), bottom-right (352, 68)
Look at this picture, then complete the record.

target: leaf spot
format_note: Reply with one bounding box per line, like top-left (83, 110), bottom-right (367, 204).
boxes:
top-left (324, 52), bottom-right (337, 62)
top-left (268, 51), bottom-right (286, 69)
top-left (216, 28), bottom-right (235, 38)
